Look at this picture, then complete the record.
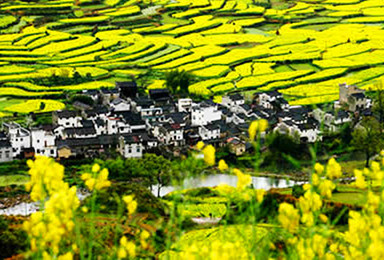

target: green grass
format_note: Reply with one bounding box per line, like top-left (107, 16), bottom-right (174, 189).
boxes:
top-left (0, 175), bottom-right (29, 187)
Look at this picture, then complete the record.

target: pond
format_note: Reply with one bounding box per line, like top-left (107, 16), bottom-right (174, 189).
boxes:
top-left (151, 174), bottom-right (305, 197)
top-left (0, 190), bottom-right (90, 216)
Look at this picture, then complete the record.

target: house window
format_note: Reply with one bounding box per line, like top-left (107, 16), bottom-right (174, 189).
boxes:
top-left (51, 149), bottom-right (54, 155)
top-left (137, 147), bottom-right (140, 153)
top-left (0, 151), bottom-right (2, 158)
top-left (37, 149), bottom-right (40, 153)
top-left (5, 151), bottom-right (9, 158)
top-left (128, 148), bottom-right (132, 154)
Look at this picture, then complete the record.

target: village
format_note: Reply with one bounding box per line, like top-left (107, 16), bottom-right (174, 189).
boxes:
top-left (0, 82), bottom-right (372, 162)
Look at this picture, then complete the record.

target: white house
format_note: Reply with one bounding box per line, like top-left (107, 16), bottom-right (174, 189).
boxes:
top-left (110, 98), bottom-right (130, 112)
top-left (62, 127), bottom-right (97, 139)
top-left (273, 122), bottom-right (321, 143)
top-left (3, 122), bottom-right (31, 157)
top-left (191, 103), bottom-right (222, 126)
top-left (0, 140), bottom-right (13, 162)
top-left (198, 124), bottom-right (221, 140)
top-left (118, 135), bottom-right (144, 158)
top-left (221, 94), bottom-right (245, 108)
top-left (154, 124), bottom-right (184, 146)
top-left (313, 109), bottom-right (351, 133)
top-left (53, 110), bottom-right (82, 128)
top-left (178, 98), bottom-right (193, 112)
top-left (31, 128), bottom-right (57, 157)
top-left (254, 91), bottom-right (283, 109)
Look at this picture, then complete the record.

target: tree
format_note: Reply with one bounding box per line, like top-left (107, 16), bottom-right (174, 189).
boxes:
top-left (372, 80), bottom-right (384, 126)
top-left (262, 132), bottom-right (303, 170)
top-left (352, 116), bottom-right (382, 167)
top-left (39, 102), bottom-right (46, 111)
top-left (165, 69), bottom-right (193, 95)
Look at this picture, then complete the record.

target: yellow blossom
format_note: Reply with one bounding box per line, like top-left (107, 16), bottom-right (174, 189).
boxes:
top-left (196, 141), bottom-right (205, 150)
top-left (123, 195), bottom-right (137, 215)
top-left (118, 236), bottom-right (136, 259)
top-left (256, 189), bottom-right (265, 203)
top-left (314, 163), bottom-right (324, 175)
top-left (353, 169), bottom-right (367, 189)
top-left (326, 158), bottom-right (342, 179)
top-left (298, 190), bottom-right (322, 213)
top-left (301, 212), bottom-right (314, 226)
top-left (248, 119), bottom-right (268, 140)
top-left (278, 203), bottom-right (300, 233)
top-left (319, 214), bottom-right (328, 223)
top-left (303, 183), bottom-right (311, 191)
top-left (140, 230), bottom-right (150, 249)
top-left (81, 165), bottom-right (111, 191)
top-left (218, 159), bottom-right (228, 171)
top-left (233, 168), bottom-right (252, 190)
top-left (318, 179), bottom-right (335, 198)
top-left (312, 173), bottom-right (320, 186)
top-left (203, 145), bottom-right (216, 166)
top-left (92, 163), bottom-right (101, 173)
top-left (58, 252), bottom-right (73, 260)
top-left (25, 156), bottom-right (67, 201)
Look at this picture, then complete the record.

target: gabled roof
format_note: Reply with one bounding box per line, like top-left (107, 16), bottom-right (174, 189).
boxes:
top-left (113, 111), bottom-right (145, 126)
top-left (122, 134), bottom-right (142, 144)
top-left (111, 98), bottom-right (127, 105)
top-left (57, 135), bottom-right (118, 148)
top-left (229, 93), bottom-right (243, 101)
top-left (134, 96), bottom-right (154, 107)
top-left (351, 93), bottom-right (365, 100)
top-left (116, 81), bottom-right (137, 88)
top-left (0, 140), bottom-right (11, 149)
top-left (56, 110), bottom-right (78, 119)
top-left (64, 127), bottom-right (96, 136)
top-left (204, 124), bottom-right (220, 131)
top-left (81, 119), bottom-right (94, 128)
top-left (95, 119), bottom-right (105, 127)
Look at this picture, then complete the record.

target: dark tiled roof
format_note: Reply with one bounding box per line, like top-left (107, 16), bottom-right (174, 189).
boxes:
top-left (0, 140), bottom-right (11, 148)
top-left (351, 93), bottom-right (365, 100)
top-left (265, 90), bottom-right (282, 97)
top-left (229, 93), bottom-right (243, 101)
top-left (122, 134), bottom-right (141, 144)
top-left (64, 127), bottom-right (96, 136)
top-left (205, 124), bottom-right (220, 131)
top-left (81, 119), bottom-right (94, 128)
top-left (56, 110), bottom-right (78, 119)
top-left (57, 135), bottom-right (118, 148)
top-left (116, 81), bottom-right (137, 88)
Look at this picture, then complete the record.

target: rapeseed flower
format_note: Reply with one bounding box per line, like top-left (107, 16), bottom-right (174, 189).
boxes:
top-left (278, 203), bottom-right (300, 233)
top-left (218, 159), bottom-right (228, 171)
top-left (123, 195), bottom-right (137, 215)
top-left (353, 169), bottom-right (367, 189)
top-left (256, 189), bottom-right (265, 203)
top-left (233, 168), bottom-right (252, 190)
top-left (326, 158), bottom-right (342, 179)
top-left (248, 119), bottom-right (268, 141)
top-left (118, 236), bottom-right (136, 259)
top-left (318, 179), bottom-right (335, 199)
top-left (196, 141), bottom-right (205, 150)
top-left (203, 144), bottom-right (216, 166)
top-left (81, 164), bottom-right (111, 191)
top-left (25, 156), bottom-right (67, 201)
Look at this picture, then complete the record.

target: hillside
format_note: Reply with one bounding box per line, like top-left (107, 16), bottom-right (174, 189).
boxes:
top-left (0, 0), bottom-right (383, 114)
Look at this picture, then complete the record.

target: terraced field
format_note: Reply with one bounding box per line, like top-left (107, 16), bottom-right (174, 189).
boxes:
top-left (0, 0), bottom-right (384, 112)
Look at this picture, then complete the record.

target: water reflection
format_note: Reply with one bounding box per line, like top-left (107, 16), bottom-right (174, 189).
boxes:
top-left (152, 174), bottom-right (305, 197)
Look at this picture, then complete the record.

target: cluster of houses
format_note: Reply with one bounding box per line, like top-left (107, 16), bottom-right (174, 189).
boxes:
top-left (0, 81), bottom-right (372, 162)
